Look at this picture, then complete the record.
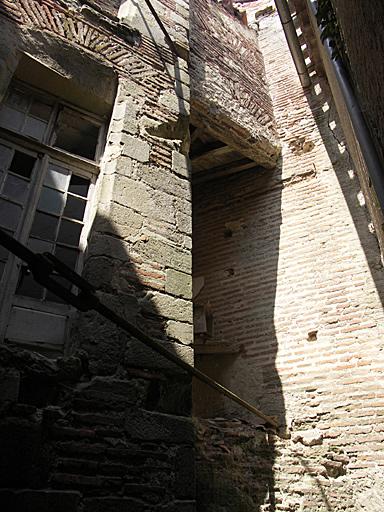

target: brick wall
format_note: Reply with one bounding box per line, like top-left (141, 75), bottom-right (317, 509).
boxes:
top-left (332, 0), bottom-right (384, 172)
top-left (293, 0), bottom-right (384, 278)
top-left (190, 0), bottom-right (280, 168)
top-left (194, 1), bottom-right (384, 509)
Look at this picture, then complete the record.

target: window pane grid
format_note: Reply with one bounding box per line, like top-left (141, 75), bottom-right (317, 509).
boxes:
top-left (20, 164), bottom-right (91, 303)
top-left (0, 148), bottom-right (36, 232)
top-left (0, 83), bottom-right (101, 347)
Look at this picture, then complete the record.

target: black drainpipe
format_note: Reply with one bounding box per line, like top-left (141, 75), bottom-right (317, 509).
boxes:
top-left (306, 0), bottom-right (384, 212)
top-left (275, 0), bottom-right (384, 213)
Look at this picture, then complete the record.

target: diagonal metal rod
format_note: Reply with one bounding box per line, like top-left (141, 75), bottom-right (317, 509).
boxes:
top-left (142, 0), bottom-right (180, 57)
top-left (0, 228), bottom-right (279, 430)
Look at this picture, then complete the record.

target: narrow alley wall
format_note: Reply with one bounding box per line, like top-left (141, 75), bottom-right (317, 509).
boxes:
top-left (0, 0), bottom-right (195, 510)
top-left (194, 1), bottom-right (384, 510)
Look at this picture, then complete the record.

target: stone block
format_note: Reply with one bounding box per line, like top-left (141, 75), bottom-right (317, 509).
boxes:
top-left (74, 311), bottom-right (128, 376)
top-left (174, 446), bottom-right (196, 499)
top-left (172, 151), bottom-right (191, 178)
top-left (97, 202), bottom-right (143, 241)
top-left (113, 175), bottom-right (176, 224)
top-left (76, 376), bottom-right (149, 408)
top-left (176, 211), bottom-right (192, 235)
top-left (165, 269), bottom-right (192, 299)
top-left (141, 291), bottom-right (192, 323)
top-left (175, 82), bottom-right (190, 102)
top-left (114, 155), bottom-right (135, 177)
top-left (124, 338), bottom-right (193, 372)
top-left (137, 164), bottom-right (191, 201)
top-left (166, 321), bottom-right (193, 345)
top-left (113, 175), bottom-right (151, 213)
top-left (124, 408), bottom-right (195, 444)
top-left (135, 238), bottom-right (192, 273)
top-left (87, 233), bottom-right (132, 262)
top-left (113, 97), bottom-right (138, 134)
top-left (121, 134), bottom-right (150, 162)
top-left (159, 90), bottom-right (189, 115)
top-left (0, 369), bottom-right (20, 402)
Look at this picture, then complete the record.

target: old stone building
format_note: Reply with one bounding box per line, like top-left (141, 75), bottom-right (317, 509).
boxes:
top-left (0, 0), bottom-right (384, 511)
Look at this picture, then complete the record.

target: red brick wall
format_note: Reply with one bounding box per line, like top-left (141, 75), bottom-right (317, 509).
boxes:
top-left (190, 0), bottom-right (279, 168)
top-left (194, 1), bottom-right (384, 509)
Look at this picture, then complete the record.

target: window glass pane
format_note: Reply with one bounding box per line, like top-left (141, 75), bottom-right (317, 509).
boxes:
top-left (37, 187), bottom-right (65, 215)
top-left (28, 237), bottom-right (53, 254)
top-left (3, 175), bottom-right (29, 203)
top-left (16, 266), bottom-right (44, 299)
top-left (53, 108), bottom-right (100, 160)
top-left (0, 105), bottom-right (25, 132)
top-left (0, 199), bottom-right (22, 230)
top-left (9, 151), bottom-right (36, 179)
top-left (0, 144), bottom-right (13, 170)
top-left (24, 116), bottom-right (47, 141)
top-left (30, 211), bottom-right (59, 241)
top-left (55, 244), bottom-right (79, 270)
top-left (29, 100), bottom-right (52, 121)
top-left (64, 195), bottom-right (86, 221)
top-left (44, 164), bottom-right (69, 191)
top-left (6, 89), bottom-right (29, 112)
top-left (57, 219), bottom-right (82, 246)
top-left (68, 175), bottom-right (90, 198)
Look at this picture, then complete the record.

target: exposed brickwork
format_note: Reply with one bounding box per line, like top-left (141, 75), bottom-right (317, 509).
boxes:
top-left (293, 0), bottom-right (384, 269)
top-left (193, 1), bottom-right (384, 510)
top-left (190, 0), bottom-right (280, 168)
top-left (332, 1), bottom-right (384, 172)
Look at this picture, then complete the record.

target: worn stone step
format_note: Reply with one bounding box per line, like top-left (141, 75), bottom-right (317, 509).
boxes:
top-left (71, 412), bottom-right (125, 428)
top-left (50, 472), bottom-right (123, 491)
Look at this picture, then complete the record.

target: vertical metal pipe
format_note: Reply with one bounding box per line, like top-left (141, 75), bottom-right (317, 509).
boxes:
top-left (307, 0), bottom-right (384, 213)
top-left (274, 0), bottom-right (312, 88)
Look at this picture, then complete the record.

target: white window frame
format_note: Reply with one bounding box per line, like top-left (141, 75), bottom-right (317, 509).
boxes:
top-left (0, 81), bottom-right (105, 354)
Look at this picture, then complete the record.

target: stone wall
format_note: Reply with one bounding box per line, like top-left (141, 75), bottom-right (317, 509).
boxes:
top-left (0, 0), bottom-right (195, 509)
top-left (194, 1), bottom-right (384, 510)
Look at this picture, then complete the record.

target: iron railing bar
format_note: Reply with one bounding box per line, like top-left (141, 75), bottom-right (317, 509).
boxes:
top-left (142, 0), bottom-right (180, 57)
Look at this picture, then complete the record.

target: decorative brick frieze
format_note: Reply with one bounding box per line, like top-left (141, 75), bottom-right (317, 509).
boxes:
top-left (0, 0), bottom-right (177, 101)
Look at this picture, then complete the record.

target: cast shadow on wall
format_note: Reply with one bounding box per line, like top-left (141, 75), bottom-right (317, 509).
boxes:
top-left (0, 211), bottom-right (193, 506)
top-left (73, 211), bottom-right (193, 418)
top-left (303, 73), bottom-right (384, 308)
top-left (193, 160), bottom-right (285, 512)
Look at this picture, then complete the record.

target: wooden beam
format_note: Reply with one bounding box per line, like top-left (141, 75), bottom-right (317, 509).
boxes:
top-left (193, 159), bottom-right (260, 184)
top-left (191, 144), bottom-right (236, 171)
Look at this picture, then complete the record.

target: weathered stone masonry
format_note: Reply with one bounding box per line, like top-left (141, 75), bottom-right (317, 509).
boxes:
top-left (0, 0), bottom-right (194, 510)
top-left (194, 1), bottom-right (384, 510)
